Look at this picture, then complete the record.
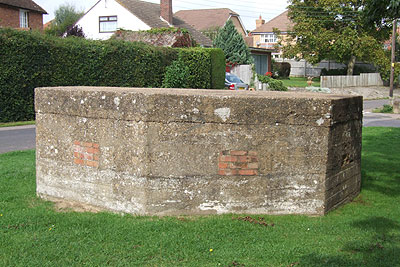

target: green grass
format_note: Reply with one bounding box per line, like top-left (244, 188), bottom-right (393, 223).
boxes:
top-left (1, 128), bottom-right (399, 266)
top-left (373, 104), bottom-right (394, 114)
top-left (0, 120), bottom-right (35, 127)
top-left (280, 77), bottom-right (321, 88)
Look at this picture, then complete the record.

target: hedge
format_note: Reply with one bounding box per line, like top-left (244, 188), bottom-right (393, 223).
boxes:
top-left (208, 48), bottom-right (225, 89)
top-left (0, 29), bottom-right (225, 122)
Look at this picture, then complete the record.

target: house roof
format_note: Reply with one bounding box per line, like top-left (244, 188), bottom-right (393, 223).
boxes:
top-left (0, 0), bottom-right (47, 14)
top-left (251, 10), bottom-right (293, 33)
top-left (174, 8), bottom-right (239, 31)
top-left (115, 0), bottom-right (212, 47)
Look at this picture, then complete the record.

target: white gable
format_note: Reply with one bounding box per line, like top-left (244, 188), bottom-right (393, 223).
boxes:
top-left (76, 0), bottom-right (152, 40)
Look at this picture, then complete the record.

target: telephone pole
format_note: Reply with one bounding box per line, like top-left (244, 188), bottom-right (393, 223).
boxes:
top-left (390, 19), bottom-right (397, 101)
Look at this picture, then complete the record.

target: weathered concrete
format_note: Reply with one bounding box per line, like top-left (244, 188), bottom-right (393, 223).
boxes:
top-left (35, 87), bottom-right (362, 216)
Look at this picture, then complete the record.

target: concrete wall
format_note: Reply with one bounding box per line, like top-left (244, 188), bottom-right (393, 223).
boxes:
top-left (321, 73), bottom-right (384, 88)
top-left (231, 64), bottom-right (253, 85)
top-left (35, 87), bottom-right (362, 216)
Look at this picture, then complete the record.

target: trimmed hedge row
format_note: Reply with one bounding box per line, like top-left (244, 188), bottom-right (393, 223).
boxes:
top-left (0, 29), bottom-right (225, 122)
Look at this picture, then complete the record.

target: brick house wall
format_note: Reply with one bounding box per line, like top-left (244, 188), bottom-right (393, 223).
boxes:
top-left (0, 4), bottom-right (43, 30)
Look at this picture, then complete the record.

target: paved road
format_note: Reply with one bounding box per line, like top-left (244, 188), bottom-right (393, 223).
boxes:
top-left (363, 99), bottom-right (390, 111)
top-left (0, 125), bottom-right (36, 154)
top-left (0, 100), bottom-right (399, 154)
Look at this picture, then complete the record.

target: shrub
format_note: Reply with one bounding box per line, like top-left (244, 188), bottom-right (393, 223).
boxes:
top-left (208, 48), bottom-right (225, 89)
top-left (321, 65), bottom-right (376, 76)
top-left (257, 75), bottom-right (288, 91)
top-left (162, 60), bottom-right (190, 88)
top-left (274, 62), bottom-right (291, 78)
top-left (0, 28), bottom-right (177, 122)
top-left (178, 48), bottom-right (211, 89)
top-left (0, 29), bottom-right (223, 122)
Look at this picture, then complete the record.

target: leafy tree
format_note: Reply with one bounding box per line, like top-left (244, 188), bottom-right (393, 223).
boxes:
top-left (280, 0), bottom-right (387, 75)
top-left (45, 3), bottom-right (84, 37)
top-left (213, 20), bottom-right (252, 65)
top-left (364, 0), bottom-right (400, 28)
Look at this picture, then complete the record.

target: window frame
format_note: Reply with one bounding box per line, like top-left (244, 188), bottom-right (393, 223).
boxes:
top-left (99, 16), bottom-right (118, 33)
top-left (19, 9), bottom-right (29, 28)
top-left (261, 33), bottom-right (277, 43)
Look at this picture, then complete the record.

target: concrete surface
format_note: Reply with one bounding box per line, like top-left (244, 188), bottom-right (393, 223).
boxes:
top-left (35, 87), bottom-right (362, 216)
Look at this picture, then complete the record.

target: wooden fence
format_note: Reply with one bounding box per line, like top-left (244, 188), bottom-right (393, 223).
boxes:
top-left (321, 73), bottom-right (383, 88)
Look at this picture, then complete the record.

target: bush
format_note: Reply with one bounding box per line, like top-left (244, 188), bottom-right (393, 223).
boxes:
top-left (0, 28), bottom-right (177, 122)
top-left (208, 48), bottom-right (225, 89)
top-left (257, 75), bottom-right (288, 91)
top-left (274, 62), bottom-right (291, 78)
top-left (320, 65), bottom-right (376, 76)
top-left (177, 48), bottom-right (211, 89)
top-left (0, 29), bottom-right (224, 122)
top-left (162, 60), bottom-right (190, 88)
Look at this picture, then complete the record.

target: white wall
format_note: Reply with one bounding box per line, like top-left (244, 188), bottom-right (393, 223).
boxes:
top-left (76, 0), bottom-right (151, 40)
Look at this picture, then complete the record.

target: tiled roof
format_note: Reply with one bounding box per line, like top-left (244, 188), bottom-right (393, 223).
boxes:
top-left (175, 8), bottom-right (238, 31)
top-left (0, 0), bottom-right (47, 14)
top-left (116, 0), bottom-right (212, 47)
top-left (251, 10), bottom-right (293, 33)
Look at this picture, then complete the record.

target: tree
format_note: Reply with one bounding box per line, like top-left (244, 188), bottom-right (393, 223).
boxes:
top-left (364, 0), bottom-right (400, 28)
top-left (280, 0), bottom-right (388, 75)
top-left (45, 3), bottom-right (84, 37)
top-left (213, 19), bottom-right (253, 65)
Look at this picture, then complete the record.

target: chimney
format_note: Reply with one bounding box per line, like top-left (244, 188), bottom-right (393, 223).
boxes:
top-left (256, 15), bottom-right (265, 29)
top-left (160, 0), bottom-right (173, 25)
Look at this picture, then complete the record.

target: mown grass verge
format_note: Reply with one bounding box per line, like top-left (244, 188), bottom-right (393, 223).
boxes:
top-left (1, 127), bottom-right (399, 266)
top-left (280, 77), bottom-right (321, 88)
top-left (0, 120), bottom-right (35, 128)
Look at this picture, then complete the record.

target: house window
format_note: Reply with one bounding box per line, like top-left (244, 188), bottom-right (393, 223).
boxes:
top-left (261, 34), bottom-right (277, 43)
top-left (99, 16), bottom-right (117, 33)
top-left (20, 10), bottom-right (29, 28)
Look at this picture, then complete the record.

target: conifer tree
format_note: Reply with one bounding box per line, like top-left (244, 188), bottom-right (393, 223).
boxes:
top-left (213, 20), bottom-right (252, 65)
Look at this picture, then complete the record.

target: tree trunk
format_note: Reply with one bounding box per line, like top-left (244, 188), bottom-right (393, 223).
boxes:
top-left (347, 55), bottom-right (356, 76)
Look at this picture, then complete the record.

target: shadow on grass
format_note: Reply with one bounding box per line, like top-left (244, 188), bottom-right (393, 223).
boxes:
top-left (299, 217), bottom-right (400, 266)
top-left (360, 128), bottom-right (400, 197)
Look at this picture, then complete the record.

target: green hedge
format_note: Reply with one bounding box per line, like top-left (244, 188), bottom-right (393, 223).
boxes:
top-left (0, 29), bottom-right (225, 123)
top-left (208, 48), bottom-right (225, 89)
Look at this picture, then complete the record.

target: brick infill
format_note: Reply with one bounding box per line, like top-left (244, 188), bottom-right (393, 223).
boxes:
top-left (218, 150), bottom-right (258, 176)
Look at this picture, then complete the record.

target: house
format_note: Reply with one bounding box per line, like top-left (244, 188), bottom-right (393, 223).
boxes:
top-left (174, 8), bottom-right (247, 37)
top-left (174, 7), bottom-right (272, 75)
top-left (0, 0), bottom-right (47, 30)
top-left (74, 0), bottom-right (212, 47)
top-left (250, 11), bottom-right (294, 59)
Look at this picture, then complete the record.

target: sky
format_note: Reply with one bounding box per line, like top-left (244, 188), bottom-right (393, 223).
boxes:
top-left (33, 0), bottom-right (289, 31)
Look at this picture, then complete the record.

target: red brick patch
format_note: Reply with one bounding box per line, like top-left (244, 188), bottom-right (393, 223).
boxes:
top-left (218, 150), bottom-right (258, 176)
top-left (73, 141), bottom-right (100, 168)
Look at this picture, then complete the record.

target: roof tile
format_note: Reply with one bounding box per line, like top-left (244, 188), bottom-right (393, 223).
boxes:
top-left (0, 0), bottom-right (47, 14)
top-left (116, 0), bottom-right (212, 46)
top-left (251, 10), bottom-right (293, 33)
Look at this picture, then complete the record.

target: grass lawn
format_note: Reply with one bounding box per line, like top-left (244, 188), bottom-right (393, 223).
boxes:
top-left (1, 127), bottom-right (399, 266)
top-left (0, 120), bottom-right (35, 128)
top-left (280, 77), bottom-right (321, 88)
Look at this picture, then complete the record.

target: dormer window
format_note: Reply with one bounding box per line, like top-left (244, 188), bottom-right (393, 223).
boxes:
top-left (20, 9), bottom-right (29, 28)
top-left (99, 16), bottom-right (117, 33)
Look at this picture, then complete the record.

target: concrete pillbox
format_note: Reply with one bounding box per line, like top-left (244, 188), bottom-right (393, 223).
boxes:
top-left (35, 87), bottom-right (362, 215)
